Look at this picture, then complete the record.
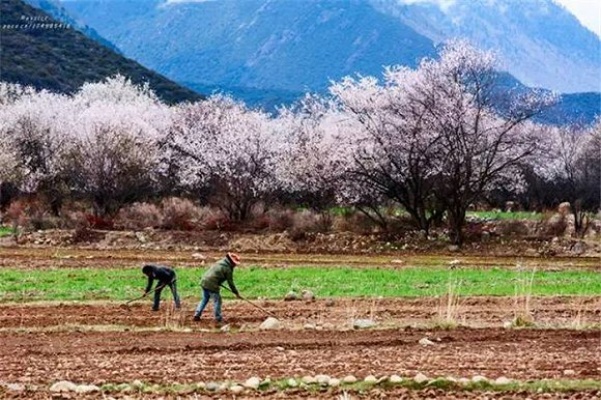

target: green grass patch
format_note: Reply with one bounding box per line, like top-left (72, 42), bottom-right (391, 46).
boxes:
top-left (467, 210), bottom-right (543, 221)
top-left (0, 225), bottom-right (15, 237)
top-left (0, 266), bottom-right (599, 302)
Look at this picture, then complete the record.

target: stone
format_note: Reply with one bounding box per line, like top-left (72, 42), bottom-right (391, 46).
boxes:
top-left (301, 376), bottom-right (316, 384)
top-left (563, 369), bottom-right (576, 376)
top-left (328, 378), bottom-right (341, 387)
top-left (301, 290), bottom-right (315, 301)
top-left (342, 375), bottom-right (357, 384)
top-left (284, 291), bottom-right (299, 301)
top-left (315, 374), bottom-right (330, 385)
top-left (353, 319), bottom-right (376, 329)
top-left (364, 375), bottom-right (377, 384)
top-left (220, 324), bottom-right (231, 332)
top-left (419, 337), bottom-right (435, 346)
top-left (389, 375), bottom-right (403, 384)
top-left (6, 383), bottom-right (25, 392)
top-left (376, 376), bottom-right (388, 384)
top-left (75, 385), bottom-right (101, 393)
top-left (205, 382), bottom-right (220, 391)
top-left (458, 378), bottom-right (471, 385)
top-left (230, 385), bottom-right (244, 394)
top-left (191, 252), bottom-right (206, 260)
top-left (259, 317), bottom-right (281, 330)
top-left (131, 380), bottom-right (144, 389)
top-left (471, 375), bottom-right (488, 384)
top-left (286, 378), bottom-right (298, 388)
top-left (391, 259), bottom-right (404, 264)
top-left (413, 373), bottom-right (429, 384)
top-left (243, 377), bottom-right (261, 389)
top-left (303, 323), bottom-right (316, 330)
top-left (50, 381), bottom-right (77, 392)
top-left (494, 377), bottom-right (512, 385)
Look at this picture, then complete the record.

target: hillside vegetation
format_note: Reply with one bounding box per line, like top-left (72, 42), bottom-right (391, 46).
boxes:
top-left (0, 0), bottom-right (202, 104)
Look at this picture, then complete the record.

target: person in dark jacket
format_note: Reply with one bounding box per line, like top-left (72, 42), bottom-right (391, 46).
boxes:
top-left (142, 264), bottom-right (181, 311)
top-left (193, 252), bottom-right (241, 322)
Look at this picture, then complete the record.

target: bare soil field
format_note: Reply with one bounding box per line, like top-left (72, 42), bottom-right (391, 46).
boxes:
top-left (0, 246), bottom-right (599, 399)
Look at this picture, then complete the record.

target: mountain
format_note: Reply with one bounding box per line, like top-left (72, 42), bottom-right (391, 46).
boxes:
top-left (0, 0), bottom-right (202, 104)
top-left (22, 0), bottom-right (120, 53)
top-left (59, 0), bottom-right (436, 101)
top-left (371, 0), bottom-right (600, 94)
top-left (58, 0), bottom-right (600, 121)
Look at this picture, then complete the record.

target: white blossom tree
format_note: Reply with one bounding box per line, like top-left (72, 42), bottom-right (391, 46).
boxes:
top-left (63, 76), bottom-right (171, 217)
top-left (274, 95), bottom-right (353, 212)
top-left (330, 40), bottom-right (554, 244)
top-left (165, 95), bottom-right (279, 222)
top-left (539, 119), bottom-right (601, 234)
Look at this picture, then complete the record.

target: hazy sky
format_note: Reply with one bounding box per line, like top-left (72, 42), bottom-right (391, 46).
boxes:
top-left (555, 0), bottom-right (601, 37)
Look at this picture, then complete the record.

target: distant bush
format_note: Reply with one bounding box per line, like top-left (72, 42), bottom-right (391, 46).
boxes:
top-left (115, 202), bottom-right (162, 230)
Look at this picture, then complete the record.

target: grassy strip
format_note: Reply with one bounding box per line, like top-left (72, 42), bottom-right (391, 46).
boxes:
top-left (93, 377), bottom-right (601, 395)
top-left (0, 225), bottom-right (15, 237)
top-left (466, 210), bottom-right (543, 220)
top-left (0, 266), bottom-right (599, 302)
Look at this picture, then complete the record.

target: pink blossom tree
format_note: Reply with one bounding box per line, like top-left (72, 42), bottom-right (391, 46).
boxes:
top-left (165, 95), bottom-right (279, 222)
top-left (330, 40), bottom-right (554, 244)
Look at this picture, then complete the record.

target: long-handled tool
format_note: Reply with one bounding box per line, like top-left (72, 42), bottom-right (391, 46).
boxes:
top-left (220, 285), bottom-right (277, 318)
top-left (122, 279), bottom-right (175, 307)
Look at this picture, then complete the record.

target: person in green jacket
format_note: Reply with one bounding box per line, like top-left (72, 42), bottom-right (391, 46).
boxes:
top-left (193, 252), bottom-right (241, 323)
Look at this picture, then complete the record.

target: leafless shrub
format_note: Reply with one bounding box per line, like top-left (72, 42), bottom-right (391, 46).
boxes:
top-left (115, 202), bottom-right (162, 230)
top-left (159, 197), bottom-right (205, 230)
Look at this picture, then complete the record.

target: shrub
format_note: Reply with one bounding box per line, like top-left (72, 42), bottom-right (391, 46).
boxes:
top-left (115, 202), bottom-right (161, 230)
top-left (159, 197), bottom-right (204, 230)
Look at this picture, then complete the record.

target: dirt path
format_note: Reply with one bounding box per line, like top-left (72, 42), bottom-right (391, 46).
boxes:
top-left (0, 246), bottom-right (599, 270)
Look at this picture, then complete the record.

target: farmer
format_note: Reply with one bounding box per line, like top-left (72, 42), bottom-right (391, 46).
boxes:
top-left (193, 252), bottom-right (241, 323)
top-left (142, 264), bottom-right (181, 311)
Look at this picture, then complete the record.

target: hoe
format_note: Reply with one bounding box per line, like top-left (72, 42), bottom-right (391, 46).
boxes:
top-left (220, 284), bottom-right (277, 318)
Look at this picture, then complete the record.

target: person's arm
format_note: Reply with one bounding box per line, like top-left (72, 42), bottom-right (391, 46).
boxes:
top-left (144, 274), bottom-right (154, 294)
top-left (226, 270), bottom-right (240, 297)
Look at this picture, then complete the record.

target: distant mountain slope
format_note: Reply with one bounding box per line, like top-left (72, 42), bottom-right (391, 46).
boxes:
top-left (59, 0), bottom-right (599, 122)
top-left (0, 0), bottom-right (202, 104)
top-left (370, 0), bottom-right (601, 93)
top-left (22, 0), bottom-right (120, 53)
top-left (61, 0), bottom-right (437, 92)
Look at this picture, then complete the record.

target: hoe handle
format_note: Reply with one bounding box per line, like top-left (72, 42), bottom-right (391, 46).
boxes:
top-left (220, 285), bottom-right (277, 318)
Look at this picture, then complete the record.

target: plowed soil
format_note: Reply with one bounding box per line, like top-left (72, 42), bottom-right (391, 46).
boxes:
top-left (0, 247), bottom-right (599, 399)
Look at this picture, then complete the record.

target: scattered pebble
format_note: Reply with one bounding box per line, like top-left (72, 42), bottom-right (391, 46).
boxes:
top-left (302, 376), bottom-right (316, 384)
top-left (301, 290), bottom-right (315, 301)
top-left (243, 377), bottom-right (261, 390)
top-left (364, 375), bottom-right (377, 384)
top-left (259, 317), bottom-right (280, 330)
top-left (75, 385), bottom-right (100, 394)
top-left (419, 337), bottom-right (435, 346)
top-left (389, 375), bottom-right (403, 383)
top-left (353, 319), bottom-right (376, 329)
top-left (413, 373), bottom-right (429, 384)
top-left (563, 369), bottom-right (576, 376)
top-left (471, 375), bottom-right (488, 383)
top-left (342, 375), bottom-right (357, 384)
top-left (6, 383), bottom-right (25, 392)
top-left (315, 374), bottom-right (330, 385)
top-left (494, 376), bottom-right (512, 385)
top-left (229, 385), bottom-right (244, 394)
top-left (50, 381), bottom-right (77, 392)
top-left (287, 378), bottom-right (298, 388)
top-left (284, 291), bottom-right (299, 301)
top-left (328, 378), bottom-right (340, 387)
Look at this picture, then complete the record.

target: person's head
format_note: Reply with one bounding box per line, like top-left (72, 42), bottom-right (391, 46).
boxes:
top-left (142, 265), bottom-right (154, 276)
top-left (226, 252), bottom-right (241, 267)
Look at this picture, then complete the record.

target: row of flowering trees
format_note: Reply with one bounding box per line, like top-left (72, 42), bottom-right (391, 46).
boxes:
top-left (1, 41), bottom-right (599, 244)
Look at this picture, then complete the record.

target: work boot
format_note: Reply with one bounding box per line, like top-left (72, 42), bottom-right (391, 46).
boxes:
top-left (152, 307), bottom-right (159, 312)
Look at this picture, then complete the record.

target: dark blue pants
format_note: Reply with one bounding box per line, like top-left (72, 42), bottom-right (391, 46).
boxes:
top-left (194, 288), bottom-right (222, 321)
top-left (153, 281), bottom-right (181, 311)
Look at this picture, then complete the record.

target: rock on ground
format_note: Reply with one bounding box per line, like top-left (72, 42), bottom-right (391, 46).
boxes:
top-left (259, 317), bottom-right (281, 330)
top-left (353, 319), bottom-right (376, 329)
top-left (50, 381), bottom-right (77, 392)
top-left (243, 377), bottom-right (261, 389)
